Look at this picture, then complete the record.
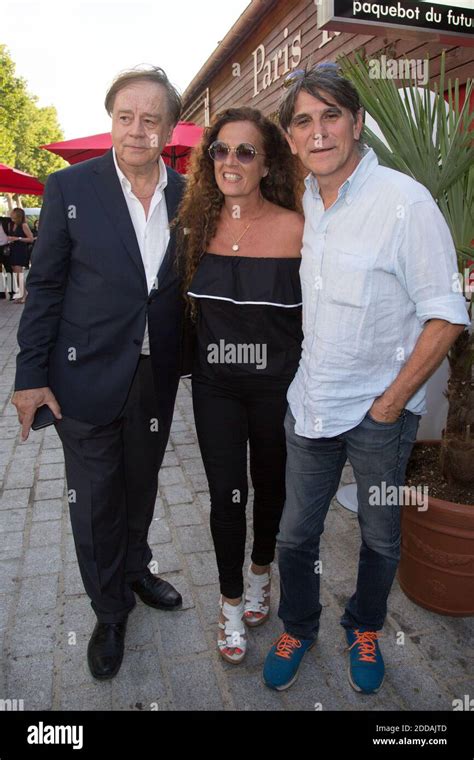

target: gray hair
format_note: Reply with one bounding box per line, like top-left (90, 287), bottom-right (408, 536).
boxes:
top-left (105, 65), bottom-right (182, 126)
top-left (278, 66), bottom-right (365, 152)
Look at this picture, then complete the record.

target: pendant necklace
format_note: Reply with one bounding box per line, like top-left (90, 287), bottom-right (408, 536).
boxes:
top-left (224, 199), bottom-right (266, 252)
top-left (225, 221), bottom-right (251, 252)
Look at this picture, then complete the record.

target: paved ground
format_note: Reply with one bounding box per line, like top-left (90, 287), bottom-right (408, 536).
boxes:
top-left (0, 299), bottom-right (473, 711)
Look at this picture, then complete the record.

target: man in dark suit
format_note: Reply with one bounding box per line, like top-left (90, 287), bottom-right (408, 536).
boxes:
top-left (12, 66), bottom-right (187, 679)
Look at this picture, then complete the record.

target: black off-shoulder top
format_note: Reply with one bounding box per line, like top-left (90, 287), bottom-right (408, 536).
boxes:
top-left (187, 253), bottom-right (303, 380)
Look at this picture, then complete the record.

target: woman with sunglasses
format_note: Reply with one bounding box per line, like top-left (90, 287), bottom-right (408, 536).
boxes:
top-left (177, 107), bottom-right (304, 664)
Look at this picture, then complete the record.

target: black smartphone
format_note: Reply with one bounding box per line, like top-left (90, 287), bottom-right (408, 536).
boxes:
top-left (31, 404), bottom-right (56, 431)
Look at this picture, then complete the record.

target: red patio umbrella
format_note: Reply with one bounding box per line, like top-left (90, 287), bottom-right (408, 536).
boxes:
top-left (40, 132), bottom-right (112, 165)
top-left (41, 122), bottom-right (203, 172)
top-left (0, 163), bottom-right (44, 195)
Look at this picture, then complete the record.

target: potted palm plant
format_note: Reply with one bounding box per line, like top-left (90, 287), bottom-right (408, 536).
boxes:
top-left (339, 50), bottom-right (473, 616)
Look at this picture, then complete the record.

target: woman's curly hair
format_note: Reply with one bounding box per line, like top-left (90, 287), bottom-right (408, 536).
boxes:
top-left (176, 107), bottom-right (300, 319)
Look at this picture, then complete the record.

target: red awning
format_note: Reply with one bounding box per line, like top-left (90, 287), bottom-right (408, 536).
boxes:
top-left (0, 163), bottom-right (44, 195)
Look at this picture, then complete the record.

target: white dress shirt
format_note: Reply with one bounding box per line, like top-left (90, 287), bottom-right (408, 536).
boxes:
top-left (113, 147), bottom-right (170, 354)
top-left (288, 147), bottom-right (471, 439)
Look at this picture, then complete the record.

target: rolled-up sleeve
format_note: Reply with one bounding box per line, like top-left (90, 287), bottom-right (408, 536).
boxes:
top-left (395, 199), bottom-right (470, 327)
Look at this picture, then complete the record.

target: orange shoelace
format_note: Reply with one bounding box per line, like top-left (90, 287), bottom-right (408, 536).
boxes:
top-left (348, 630), bottom-right (379, 663)
top-left (274, 633), bottom-right (302, 660)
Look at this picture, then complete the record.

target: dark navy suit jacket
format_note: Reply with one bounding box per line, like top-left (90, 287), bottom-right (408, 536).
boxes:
top-left (15, 149), bottom-right (186, 429)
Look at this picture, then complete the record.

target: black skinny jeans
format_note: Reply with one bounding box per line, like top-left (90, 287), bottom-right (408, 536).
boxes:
top-left (192, 374), bottom-right (291, 599)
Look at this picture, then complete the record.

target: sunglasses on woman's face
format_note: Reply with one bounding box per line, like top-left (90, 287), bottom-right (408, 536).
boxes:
top-left (208, 141), bottom-right (264, 165)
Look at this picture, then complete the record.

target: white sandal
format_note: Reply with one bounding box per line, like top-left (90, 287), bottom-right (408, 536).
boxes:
top-left (217, 596), bottom-right (247, 664)
top-left (244, 565), bottom-right (271, 627)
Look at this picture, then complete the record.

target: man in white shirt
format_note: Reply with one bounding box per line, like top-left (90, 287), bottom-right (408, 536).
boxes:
top-left (13, 66), bottom-right (187, 679)
top-left (263, 64), bottom-right (470, 694)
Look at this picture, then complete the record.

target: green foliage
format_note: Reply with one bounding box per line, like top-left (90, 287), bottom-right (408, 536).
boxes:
top-left (339, 51), bottom-right (473, 294)
top-left (0, 44), bottom-right (68, 204)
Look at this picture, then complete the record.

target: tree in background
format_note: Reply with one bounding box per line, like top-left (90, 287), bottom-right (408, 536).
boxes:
top-left (0, 44), bottom-right (67, 209)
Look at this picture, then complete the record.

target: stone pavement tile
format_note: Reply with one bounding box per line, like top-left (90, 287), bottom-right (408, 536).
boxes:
top-left (387, 581), bottom-right (442, 634)
top-left (170, 430), bottom-right (196, 446)
top-left (168, 502), bottom-right (202, 527)
top-left (28, 519), bottom-right (61, 548)
top-left (158, 466), bottom-right (185, 486)
top-left (191, 474), bottom-right (211, 492)
top-left (38, 463), bottom-right (65, 480)
top-left (176, 524), bottom-right (213, 554)
top-left (0, 450), bottom-right (13, 467)
top-left (160, 484), bottom-right (193, 505)
top-left (318, 658), bottom-right (404, 711)
top-left (6, 653), bottom-right (54, 710)
top-left (182, 458), bottom-right (206, 476)
top-left (64, 532), bottom-right (76, 558)
top-left (111, 649), bottom-right (166, 710)
top-left (187, 551), bottom-right (219, 586)
top-left (0, 558), bottom-right (20, 595)
top-left (437, 616), bottom-right (474, 649)
top-left (447, 679), bottom-right (474, 705)
top-left (170, 420), bottom-right (190, 433)
top-left (42, 433), bottom-right (63, 450)
top-left (21, 546), bottom-right (61, 577)
top-left (157, 607), bottom-right (208, 657)
top-left (34, 479), bottom-right (65, 501)
top-left (60, 598), bottom-right (94, 658)
top-left (166, 657), bottom-right (224, 710)
top-left (148, 543), bottom-right (183, 574)
top-left (0, 531), bottom-right (24, 561)
top-left (407, 630), bottom-right (474, 682)
top-left (15, 439), bottom-right (41, 459)
top-left (147, 517), bottom-right (172, 544)
top-left (196, 492), bottom-right (211, 513)
top-left (0, 594), bottom-right (13, 633)
top-left (161, 450), bottom-right (179, 467)
top-left (125, 606), bottom-right (160, 649)
top-left (64, 562), bottom-right (85, 596)
top-left (4, 467), bottom-right (35, 489)
top-left (174, 443), bottom-right (201, 459)
top-left (227, 671), bottom-right (287, 711)
top-left (325, 502), bottom-right (358, 534)
top-left (382, 632), bottom-right (453, 710)
top-left (39, 449), bottom-right (64, 465)
top-left (0, 507), bottom-right (27, 533)
top-left (0, 489), bottom-right (30, 510)
top-left (195, 583), bottom-right (221, 625)
top-left (17, 574), bottom-right (59, 615)
top-left (60, 633), bottom-right (97, 688)
top-left (159, 572), bottom-right (194, 610)
top-left (58, 682), bottom-right (113, 711)
top-left (32, 499), bottom-right (64, 522)
top-left (321, 528), bottom-right (360, 575)
top-left (282, 653), bottom-right (351, 711)
top-left (8, 609), bottom-right (58, 657)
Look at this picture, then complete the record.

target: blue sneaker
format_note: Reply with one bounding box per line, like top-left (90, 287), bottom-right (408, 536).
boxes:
top-left (263, 632), bottom-right (315, 691)
top-left (345, 628), bottom-right (385, 693)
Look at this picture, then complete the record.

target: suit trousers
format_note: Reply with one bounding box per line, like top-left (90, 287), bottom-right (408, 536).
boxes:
top-left (55, 355), bottom-right (169, 623)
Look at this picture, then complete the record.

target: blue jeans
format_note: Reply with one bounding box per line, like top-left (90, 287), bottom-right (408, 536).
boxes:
top-left (276, 405), bottom-right (421, 640)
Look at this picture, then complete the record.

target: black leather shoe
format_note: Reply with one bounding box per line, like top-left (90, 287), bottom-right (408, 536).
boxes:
top-left (87, 620), bottom-right (127, 680)
top-left (130, 570), bottom-right (182, 610)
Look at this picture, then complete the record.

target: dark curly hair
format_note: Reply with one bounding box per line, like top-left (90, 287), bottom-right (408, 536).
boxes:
top-left (176, 107), bottom-right (300, 319)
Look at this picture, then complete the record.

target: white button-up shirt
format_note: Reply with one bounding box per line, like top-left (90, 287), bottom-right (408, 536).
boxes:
top-left (288, 147), bottom-right (470, 439)
top-left (113, 148), bottom-right (170, 354)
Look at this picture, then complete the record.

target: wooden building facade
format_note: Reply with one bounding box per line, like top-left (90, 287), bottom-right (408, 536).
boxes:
top-left (181, 0), bottom-right (474, 126)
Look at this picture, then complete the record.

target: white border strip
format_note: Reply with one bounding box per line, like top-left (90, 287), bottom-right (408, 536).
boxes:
top-left (187, 292), bottom-right (302, 308)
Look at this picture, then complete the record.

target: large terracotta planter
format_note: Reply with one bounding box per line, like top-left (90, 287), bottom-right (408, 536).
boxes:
top-left (398, 441), bottom-right (474, 617)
